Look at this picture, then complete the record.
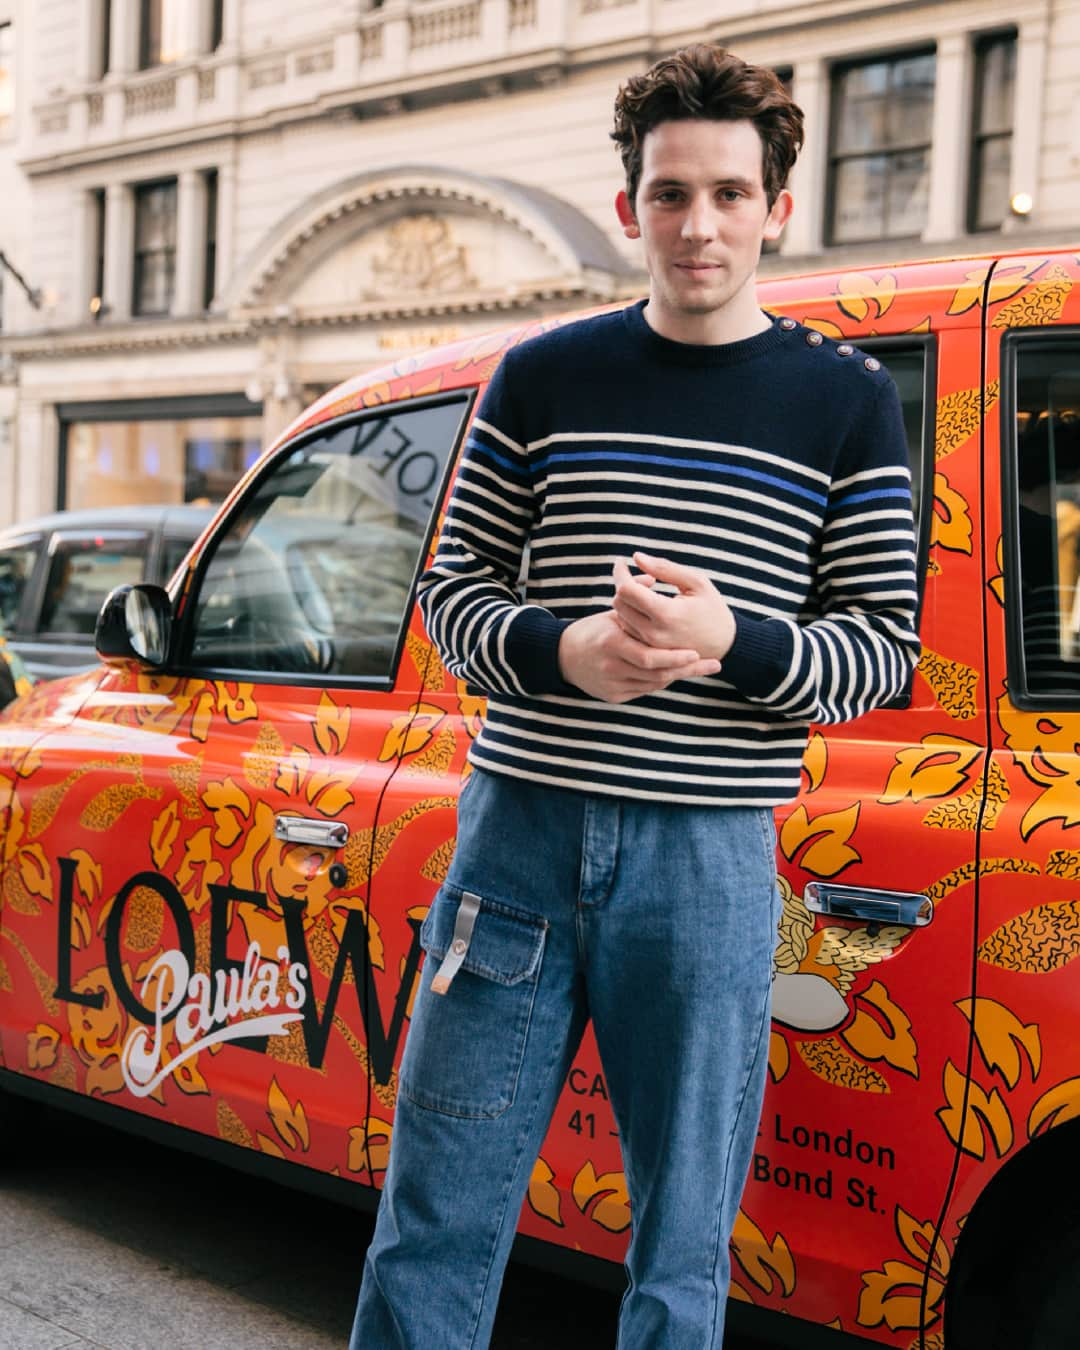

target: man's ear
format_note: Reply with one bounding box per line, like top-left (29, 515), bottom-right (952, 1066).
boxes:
top-left (615, 190), bottom-right (640, 239)
top-left (763, 188), bottom-right (794, 243)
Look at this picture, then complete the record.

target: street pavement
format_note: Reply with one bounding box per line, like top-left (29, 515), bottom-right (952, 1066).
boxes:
top-left (0, 1102), bottom-right (623, 1350)
top-left (0, 1102), bottom-right (784, 1350)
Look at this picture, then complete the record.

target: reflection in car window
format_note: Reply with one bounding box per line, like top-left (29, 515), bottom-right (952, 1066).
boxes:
top-left (873, 346), bottom-right (928, 534)
top-left (0, 543), bottom-right (37, 629)
top-left (1010, 341), bottom-right (1080, 698)
top-left (187, 396), bottom-right (469, 680)
top-left (161, 536), bottom-right (196, 582)
top-left (39, 535), bottom-right (147, 637)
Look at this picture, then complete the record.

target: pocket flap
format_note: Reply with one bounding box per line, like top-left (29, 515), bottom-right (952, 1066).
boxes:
top-left (421, 888), bottom-right (547, 987)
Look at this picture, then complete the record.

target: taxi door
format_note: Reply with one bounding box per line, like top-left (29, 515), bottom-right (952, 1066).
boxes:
top-left (943, 253), bottom-right (1080, 1340)
top-left (0, 391), bottom-right (471, 1178)
top-left (738, 266), bottom-right (993, 1345)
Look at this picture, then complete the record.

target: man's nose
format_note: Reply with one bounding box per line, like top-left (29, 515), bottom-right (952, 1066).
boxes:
top-left (681, 197), bottom-right (717, 242)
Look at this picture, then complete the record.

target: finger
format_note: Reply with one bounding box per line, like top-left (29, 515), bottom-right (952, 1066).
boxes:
top-left (616, 637), bottom-right (704, 672)
top-left (610, 609), bottom-right (652, 645)
top-left (613, 576), bottom-right (669, 622)
top-left (612, 657), bottom-right (722, 699)
top-left (633, 551), bottom-right (706, 593)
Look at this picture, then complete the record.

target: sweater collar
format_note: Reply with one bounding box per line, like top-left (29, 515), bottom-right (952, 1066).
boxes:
top-left (622, 298), bottom-right (787, 367)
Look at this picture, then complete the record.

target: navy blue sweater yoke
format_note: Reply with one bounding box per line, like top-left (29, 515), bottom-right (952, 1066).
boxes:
top-left (418, 302), bottom-right (921, 805)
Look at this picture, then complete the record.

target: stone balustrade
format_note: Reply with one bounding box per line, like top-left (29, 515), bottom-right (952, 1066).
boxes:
top-left (22, 0), bottom-right (660, 167)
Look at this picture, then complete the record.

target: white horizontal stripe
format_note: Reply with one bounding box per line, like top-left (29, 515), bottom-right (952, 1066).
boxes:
top-left (473, 417), bottom-right (525, 457)
top-left (484, 723), bottom-right (793, 769)
top-left (525, 430), bottom-right (832, 485)
top-left (462, 459), bottom-right (533, 501)
top-left (492, 692), bottom-right (789, 729)
top-left (832, 464), bottom-right (912, 491)
top-left (472, 739), bottom-right (796, 787)
top-left (539, 470), bottom-right (822, 530)
top-left (465, 752), bottom-right (788, 806)
top-left (820, 528), bottom-right (914, 554)
top-left (495, 703), bottom-right (808, 748)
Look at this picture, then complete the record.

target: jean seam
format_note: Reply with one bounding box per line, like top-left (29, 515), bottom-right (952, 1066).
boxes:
top-left (465, 970), bottom-right (574, 1350)
top-left (704, 972), bottom-right (774, 1349)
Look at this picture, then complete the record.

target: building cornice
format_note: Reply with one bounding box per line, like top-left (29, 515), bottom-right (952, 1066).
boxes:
top-left (0, 275), bottom-right (630, 362)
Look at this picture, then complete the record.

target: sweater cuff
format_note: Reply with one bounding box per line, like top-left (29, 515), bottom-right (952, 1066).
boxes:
top-left (505, 606), bottom-right (576, 695)
top-left (720, 610), bottom-right (795, 700)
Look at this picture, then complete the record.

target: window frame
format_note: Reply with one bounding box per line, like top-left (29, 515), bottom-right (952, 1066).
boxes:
top-left (825, 46), bottom-right (937, 248)
top-left (0, 534), bottom-right (45, 637)
top-left (132, 177), bottom-right (178, 318)
top-left (36, 529), bottom-right (151, 642)
top-left (203, 168), bottom-right (218, 311)
top-left (0, 20), bottom-right (14, 139)
top-left (167, 389), bottom-right (476, 690)
top-left (858, 332), bottom-right (938, 708)
top-left (966, 28), bottom-right (1018, 234)
top-left (1001, 325), bottom-right (1080, 710)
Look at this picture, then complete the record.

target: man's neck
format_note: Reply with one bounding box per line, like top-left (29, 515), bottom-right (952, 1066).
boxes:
top-left (641, 295), bottom-right (771, 347)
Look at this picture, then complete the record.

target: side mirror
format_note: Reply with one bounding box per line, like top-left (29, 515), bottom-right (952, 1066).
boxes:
top-left (95, 584), bottom-right (173, 667)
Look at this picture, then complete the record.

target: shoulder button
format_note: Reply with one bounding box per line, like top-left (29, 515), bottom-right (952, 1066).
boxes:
top-left (837, 343), bottom-right (854, 356)
top-left (864, 356), bottom-right (881, 372)
top-left (806, 330), bottom-right (823, 347)
top-left (779, 317), bottom-right (797, 331)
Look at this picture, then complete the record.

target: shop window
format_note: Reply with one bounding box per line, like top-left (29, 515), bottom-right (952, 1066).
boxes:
top-left (64, 413), bottom-right (261, 510)
top-left (139, 0), bottom-right (184, 69)
top-left (827, 48), bottom-right (936, 245)
top-left (0, 23), bottom-right (14, 137)
top-left (968, 31), bottom-right (1017, 233)
top-left (133, 179), bottom-right (177, 317)
top-left (1005, 334), bottom-right (1080, 702)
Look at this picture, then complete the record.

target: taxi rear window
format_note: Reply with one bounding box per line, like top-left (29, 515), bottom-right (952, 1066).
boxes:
top-left (1003, 330), bottom-right (1080, 705)
top-left (181, 393), bottom-right (471, 685)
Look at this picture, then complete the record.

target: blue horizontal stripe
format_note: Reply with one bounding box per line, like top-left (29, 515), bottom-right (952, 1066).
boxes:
top-left (532, 448), bottom-right (828, 506)
top-left (466, 437), bottom-right (530, 478)
top-left (831, 487), bottom-right (912, 508)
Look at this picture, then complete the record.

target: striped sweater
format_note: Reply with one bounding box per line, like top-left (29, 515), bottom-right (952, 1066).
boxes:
top-left (418, 302), bottom-right (921, 805)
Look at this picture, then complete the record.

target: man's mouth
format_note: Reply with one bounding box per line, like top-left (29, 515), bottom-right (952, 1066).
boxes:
top-left (676, 261), bottom-right (721, 272)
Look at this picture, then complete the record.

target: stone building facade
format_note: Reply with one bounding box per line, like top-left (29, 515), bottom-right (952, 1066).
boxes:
top-left (0, 0), bottom-right (1076, 525)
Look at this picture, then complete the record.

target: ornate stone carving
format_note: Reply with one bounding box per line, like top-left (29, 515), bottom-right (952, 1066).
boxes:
top-left (369, 214), bottom-right (476, 295)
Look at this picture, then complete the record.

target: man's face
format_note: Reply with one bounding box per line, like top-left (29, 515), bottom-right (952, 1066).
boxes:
top-left (616, 118), bottom-right (791, 332)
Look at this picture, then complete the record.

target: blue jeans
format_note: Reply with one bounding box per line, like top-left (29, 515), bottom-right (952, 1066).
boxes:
top-left (350, 768), bottom-right (780, 1349)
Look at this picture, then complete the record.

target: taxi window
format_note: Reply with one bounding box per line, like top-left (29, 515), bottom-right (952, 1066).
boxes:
top-left (0, 541), bottom-right (38, 630)
top-left (39, 534), bottom-right (147, 637)
top-left (1004, 333), bottom-right (1080, 703)
top-left (861, 339), bottom-right (933, 543)
top-left (184, 394), bottom-right (470, 682)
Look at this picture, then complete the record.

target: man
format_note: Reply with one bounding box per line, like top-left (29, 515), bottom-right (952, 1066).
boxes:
top-left (350, 44), bottom-right (920, 1349)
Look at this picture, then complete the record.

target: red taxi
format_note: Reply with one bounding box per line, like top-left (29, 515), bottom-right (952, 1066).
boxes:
top-left (2, 247), bottom-right (1080, 1349)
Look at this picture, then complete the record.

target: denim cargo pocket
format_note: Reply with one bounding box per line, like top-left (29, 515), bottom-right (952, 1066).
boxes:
top-left (400, 885), bottom-right (548, 1119)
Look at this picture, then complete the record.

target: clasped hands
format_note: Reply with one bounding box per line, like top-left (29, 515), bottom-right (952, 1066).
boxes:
top-left (557, 552), bottom-right (736, 704)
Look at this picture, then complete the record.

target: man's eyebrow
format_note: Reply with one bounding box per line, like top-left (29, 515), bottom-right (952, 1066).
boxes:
top-left (644, 174), bottom-right (758, 191)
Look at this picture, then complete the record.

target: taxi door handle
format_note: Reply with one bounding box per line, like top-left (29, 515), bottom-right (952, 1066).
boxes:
top-left (274, 815), bottom-right (349, 849)
top-left (804, 882), bottom-right (933, 931)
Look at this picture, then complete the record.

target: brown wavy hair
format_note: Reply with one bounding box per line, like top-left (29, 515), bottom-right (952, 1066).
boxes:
top-left (612, 45), bottom-right (804, 209)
